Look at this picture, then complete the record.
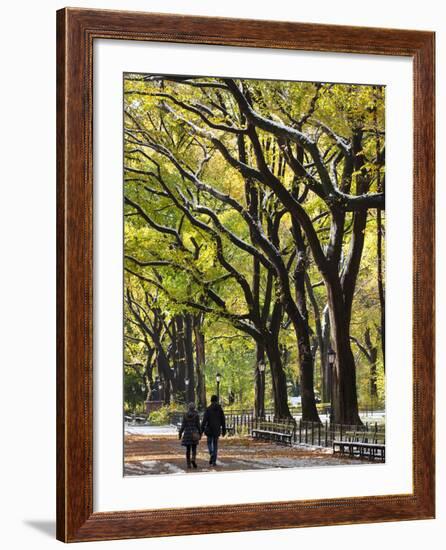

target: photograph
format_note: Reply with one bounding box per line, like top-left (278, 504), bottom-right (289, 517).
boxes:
top-left (0, 0), bottom-right (439, 546)
top-left (123, 74), bottom-right (386, 476)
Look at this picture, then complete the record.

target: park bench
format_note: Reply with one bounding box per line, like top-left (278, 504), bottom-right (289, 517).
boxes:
top-left (252, 419), bottom-right (296, 446)
top-left (333, 429), bottom-right (385, 462)
top-left (124, 414), bottom-right (148, 425)
top-left (225, 424), bottom-right (235, 436)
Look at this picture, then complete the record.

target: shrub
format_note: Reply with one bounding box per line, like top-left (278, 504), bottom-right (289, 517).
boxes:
top-left (148, 403), bottom-right (179, 425)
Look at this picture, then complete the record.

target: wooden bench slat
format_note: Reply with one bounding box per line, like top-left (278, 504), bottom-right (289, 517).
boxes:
top-left (252, 423), bottom-right (294, 446)
top-left (333, 439), bottom-right (385, 462)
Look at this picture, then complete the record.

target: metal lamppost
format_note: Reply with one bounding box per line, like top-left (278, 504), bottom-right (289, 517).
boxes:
top-left (216, 372), bottom-right (221, 402)
top-left (185, 378), bottom-right (190, 403)
top-left (258, 361), bottom-right (266, 418)
top-left (158, 382), bottom-right (164, 404)
top-left (328, 348), bottom-right (336, 423)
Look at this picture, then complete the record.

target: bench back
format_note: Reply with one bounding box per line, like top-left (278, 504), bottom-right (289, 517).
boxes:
top-left (257, 419), bottom-right (296, 434)
top-left (344, 429), bottom-right (385, 444)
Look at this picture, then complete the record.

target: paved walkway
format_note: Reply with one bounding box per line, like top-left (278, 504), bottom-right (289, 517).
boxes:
top-left (125, 424), bottom-right (178, 436)
top-left (124, 433), bottom-right (363, 476)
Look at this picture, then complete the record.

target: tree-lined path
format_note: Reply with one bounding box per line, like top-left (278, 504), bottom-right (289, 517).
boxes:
top-left (124, 430), bottom-right (361, 476)
top-left (124, 74), bottom-right (386, 449)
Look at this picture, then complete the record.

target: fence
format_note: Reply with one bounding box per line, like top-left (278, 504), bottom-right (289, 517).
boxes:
top-left (294, 420), bottom-right (385, 448)
top-left (168, 410), bottom-right (259, 435)
top-left (167, 410), bottom-right (385, 448)
top-left (155, 404), bottom-right (385, 425)
top-left (225, 410), bottom-right (257, 435)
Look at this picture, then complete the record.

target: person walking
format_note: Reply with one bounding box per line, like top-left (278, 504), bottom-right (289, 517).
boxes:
top-left (201, 395), bottom-right (226, 466)
top-left (178, 402), bottom-right (201, 469)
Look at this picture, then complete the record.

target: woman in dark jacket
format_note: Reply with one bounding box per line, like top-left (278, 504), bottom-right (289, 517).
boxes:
top-left (179, 402), bottom-right (201, 469)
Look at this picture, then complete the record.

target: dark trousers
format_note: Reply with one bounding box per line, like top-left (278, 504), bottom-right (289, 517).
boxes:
top-left (186, 444), bottom-right (197, 463)
top-left (207, 435), bottom-right (219, 463)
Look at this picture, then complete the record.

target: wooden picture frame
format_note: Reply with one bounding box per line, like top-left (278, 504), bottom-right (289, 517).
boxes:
top-left (56, 7), bottom-right (435, 542)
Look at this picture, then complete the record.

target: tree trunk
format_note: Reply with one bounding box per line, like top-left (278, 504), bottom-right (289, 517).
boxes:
top-left (169, 322), bottom-right (179, 395)
top-left (326, 276), bottom-right (362, 425)
top-left (296, 335), bottom-right (320, 422)
top-left (156, 349), bottom-right (171, 405)
top-left (264, 335), bottom-right (292, 420)
top-left (364, 327), bottom-right (378, 398)
top-left (305, 274), bottom-right (325, 398)
top-left (370, 362), bottom-right (378, 399)
top-left (148, 330), bottom-right (173, 405)
top-left (254, 343), bottom-right (265, 417)
top-left (321, 305), bottom-right (331, 403)
top-left (289, 312), bottom-right (320, 422)
top-left (375, 93), bottom-right (385, 368)
top-left (193, 314), bottom-right (207, 410)
top-left (327, 152), bottom-right (369, 425)
top-left (184, 314), bottom-right (196, 403)
top-left (291, 221), bottom-right (321, 422)
top-left (175, 315), bottom-right (186, 399)
top-left (144, 349), bottom-right (155, 400)
top-left (377, 208), bottom-right (385, 367)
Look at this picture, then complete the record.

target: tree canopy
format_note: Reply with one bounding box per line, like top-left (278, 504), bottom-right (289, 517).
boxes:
top-left (123, 75), bottom-right (385, 423)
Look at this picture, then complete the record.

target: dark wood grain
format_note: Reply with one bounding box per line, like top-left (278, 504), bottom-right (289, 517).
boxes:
top-left (56, 7), bottom-right (435, 542)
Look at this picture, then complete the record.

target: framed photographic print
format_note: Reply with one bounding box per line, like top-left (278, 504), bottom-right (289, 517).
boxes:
top-left (56, 7), bottom-right (435, 542)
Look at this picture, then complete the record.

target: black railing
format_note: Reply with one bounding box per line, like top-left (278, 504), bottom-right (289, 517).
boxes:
top-left (225, 410), bottom-right (258, 434)
top-left (294, 420), bottom-right (385, 448)
top-left (169, 409), bottom-right (265, 435)
top-left (167, 410), bottom-right (385, 448)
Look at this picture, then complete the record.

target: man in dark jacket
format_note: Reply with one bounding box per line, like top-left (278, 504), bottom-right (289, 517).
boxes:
top-left (201, 395), bottom-right (226, 466)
